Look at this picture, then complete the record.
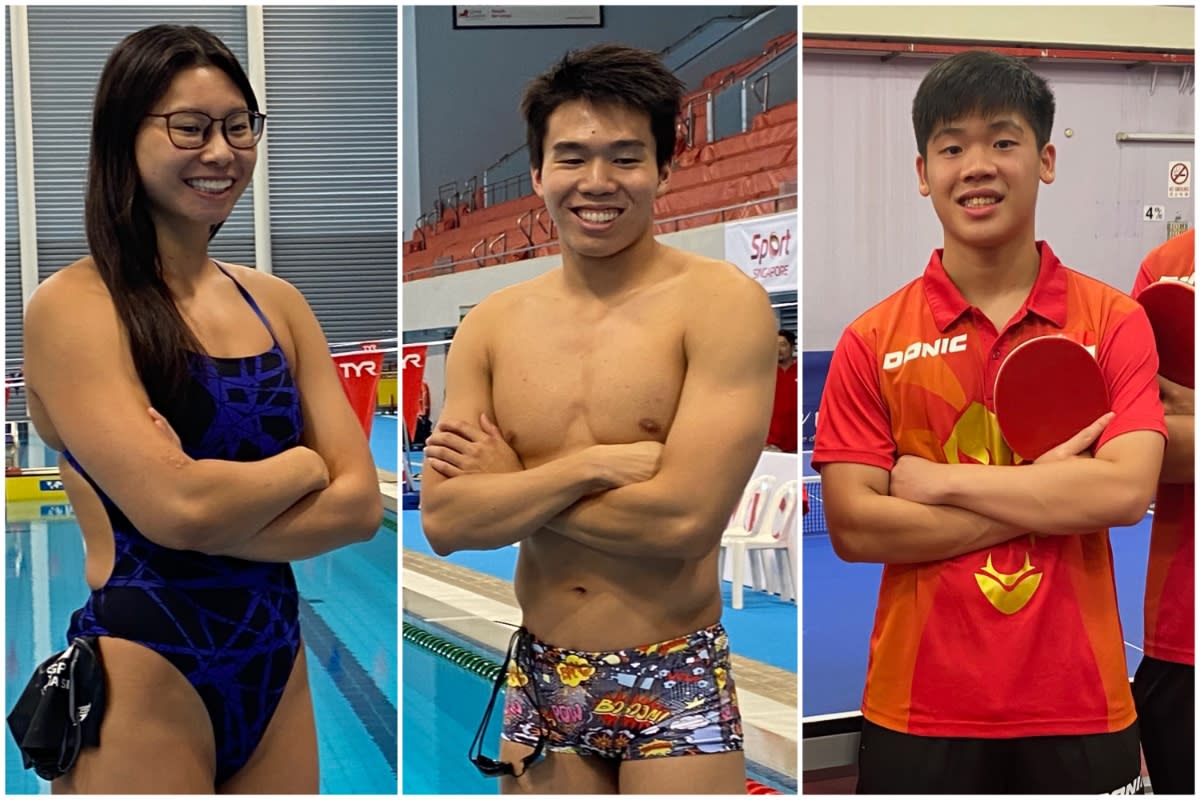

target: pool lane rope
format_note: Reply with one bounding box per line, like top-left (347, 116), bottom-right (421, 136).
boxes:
top-left (402, 621), bottom-right (781, 794)
top-left (403, 621), bottom-right (502, 682)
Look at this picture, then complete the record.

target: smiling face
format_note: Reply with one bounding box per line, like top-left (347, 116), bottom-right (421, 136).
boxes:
top-left (916, 111), bottom-right (1055, 254)
top-left (531, 99), bottom-right (669, 261)
top-left (135, 66), bottom-right (257, 233)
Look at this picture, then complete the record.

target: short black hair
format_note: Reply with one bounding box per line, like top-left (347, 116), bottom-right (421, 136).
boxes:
top-left (912, 50), bottom-right (1055, 159)
top-left (521, 43), bottom-right (685, 170)
top-left (779, 329), bottom-right (796, 347)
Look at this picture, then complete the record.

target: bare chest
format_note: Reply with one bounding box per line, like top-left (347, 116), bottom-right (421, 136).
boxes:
top-left (491, 302), bottom-right (687, 462)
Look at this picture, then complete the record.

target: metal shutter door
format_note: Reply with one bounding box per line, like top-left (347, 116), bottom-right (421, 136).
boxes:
top-left (6, 11), bottom-right (24, 417)
top-left (25, 6), bottom-right (255, 288)
top-left (772, 290), bottom-right (797, 333)
top-left (262, 6), bottom-right (397, 344)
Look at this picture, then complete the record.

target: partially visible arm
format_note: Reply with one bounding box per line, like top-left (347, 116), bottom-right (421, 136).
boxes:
top-left (1160, 415), bottom-right (1193, 484)
top-left (1131, 259), bottom-right (1193, 485)
top-left (895, 430), bottom-right (1163, 533)
top-left (823, 462), bottom-right (1026, 563)
top-left (546, 270), bottom-right (779, 560)
top-left (1130, 257), bottom-right (1156, 299)
top-left (209, 277), bottom-right (384, 561)
top-left (843, 414), bottom-right (1124, 560)
top-left (813, 322), bottom-right (1028, 562)
top-left (25, 269), bottom-right (328, 553)
top-left (424, 451), bottom-right (631, 554)
top-left (418, 299), bottom-right (622, 554)
top-left (1157, 376), bottom-right (1193, 485)
top-left (894, 305), bottom-right (1167, 532)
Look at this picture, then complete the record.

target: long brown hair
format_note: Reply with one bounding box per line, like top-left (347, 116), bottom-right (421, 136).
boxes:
top-left (85, 25), bottom-right (259, 411)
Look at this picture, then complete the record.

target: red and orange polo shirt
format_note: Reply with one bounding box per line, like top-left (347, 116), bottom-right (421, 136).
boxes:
top-left (768, 360), bottom-right (799, 452)
top-left (1132, 229), bottom-right (1195, 667)
top-left (814, 241), bottom-right (1166, 737)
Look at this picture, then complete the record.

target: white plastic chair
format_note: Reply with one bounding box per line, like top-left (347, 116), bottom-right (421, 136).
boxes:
top-left (721, 479), bottom-right (798, 609)
top-left (718, 474), bottom-right (777, 610)
top-left (755, 480), bottom-right (799, 601)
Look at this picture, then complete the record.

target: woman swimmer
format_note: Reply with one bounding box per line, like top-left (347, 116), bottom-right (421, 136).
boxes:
top-left (19, 24), bottom-right (383, 792)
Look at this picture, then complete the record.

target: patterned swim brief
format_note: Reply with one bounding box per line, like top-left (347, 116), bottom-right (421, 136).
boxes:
top-left (500, 622), bottom-right (743, 760)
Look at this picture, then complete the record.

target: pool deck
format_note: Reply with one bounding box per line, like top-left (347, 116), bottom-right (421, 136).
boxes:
top-left (403, 550), bottom-right (798, 782)
top-left (378, 468), bottom-right (398, 512)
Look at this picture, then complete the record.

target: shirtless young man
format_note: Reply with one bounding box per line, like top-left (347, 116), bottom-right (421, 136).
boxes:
top-left (419, 44), bottom-right (779, 795)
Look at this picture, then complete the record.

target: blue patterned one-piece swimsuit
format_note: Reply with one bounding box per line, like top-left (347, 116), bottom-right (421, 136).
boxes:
top-left (62, 262), bottom-right (304, 784)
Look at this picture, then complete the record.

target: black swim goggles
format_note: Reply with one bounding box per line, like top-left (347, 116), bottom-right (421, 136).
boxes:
top-left (469, 626), bottom-right (547, 778)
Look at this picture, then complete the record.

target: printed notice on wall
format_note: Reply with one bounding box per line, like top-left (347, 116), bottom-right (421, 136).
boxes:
top-left (453, 7), bottom-right (602, 28)
top-left (1168, 161), bottom-right (1190, 199)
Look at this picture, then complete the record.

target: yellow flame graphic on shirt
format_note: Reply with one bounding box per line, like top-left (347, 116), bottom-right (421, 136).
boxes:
top-left (975, 553), bottom-right (1042, 614)
top-left (943, 402), bottom-right (1016, 466)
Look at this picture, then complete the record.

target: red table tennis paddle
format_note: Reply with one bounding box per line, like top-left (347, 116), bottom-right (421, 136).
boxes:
top-left (1136, 280), bottom-right (1194, 389)
top-left (994, 335), bottom-right (1110, 462)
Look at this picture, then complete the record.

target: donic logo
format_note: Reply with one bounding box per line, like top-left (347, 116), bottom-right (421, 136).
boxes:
top-left (975, 552), bottom-right (1042, 614)
top-left (882, 334), bottom-right (968, 370)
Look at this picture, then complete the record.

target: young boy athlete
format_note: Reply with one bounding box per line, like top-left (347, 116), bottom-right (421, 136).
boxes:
top-left (419, 45), bottom-right (778, 795)
top-left (1130, 229), bottom-right (1194, 795)
top-left (814, 50), bottom-right (1165, 793)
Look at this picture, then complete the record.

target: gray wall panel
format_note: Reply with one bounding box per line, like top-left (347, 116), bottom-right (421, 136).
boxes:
top-left (25, 6), bottom-right (256, 291)
top-left (6, 6), bottom-right (398, 424)
top-left (6, 11), bottom-right (25, 418)
top-left (263, 5), bottom-right (398, 344)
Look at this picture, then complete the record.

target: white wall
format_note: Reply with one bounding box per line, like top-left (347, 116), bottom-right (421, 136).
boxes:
top-left (802, 53), bottom-right (1195, 350)
top-left (803, 5), bottom-right (1194, 50)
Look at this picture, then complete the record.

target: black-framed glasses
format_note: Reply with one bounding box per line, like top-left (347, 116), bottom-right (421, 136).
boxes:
top-left (145, 110), bottom-right (266, 150)
top-left (468, 627), bottom-right (547, 778)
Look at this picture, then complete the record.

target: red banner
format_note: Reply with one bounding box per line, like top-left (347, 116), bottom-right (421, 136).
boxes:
top-left (402, 345), bottom-right (428, 440)
top-left (332, 345), bottom-right (383, 438)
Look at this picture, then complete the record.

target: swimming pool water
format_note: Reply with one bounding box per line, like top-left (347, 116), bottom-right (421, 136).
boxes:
top-left (5, 512), bottom-right (398, 794)
top-left (402, 636), bottom-right (500, 795)
top-left (369, 415), bottom-right (398, 474)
